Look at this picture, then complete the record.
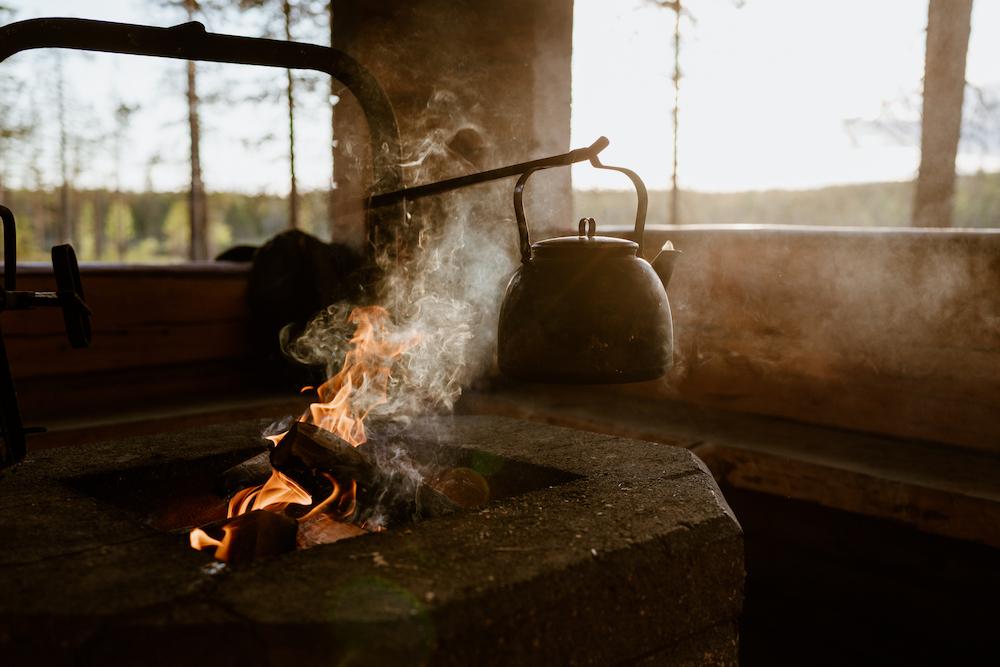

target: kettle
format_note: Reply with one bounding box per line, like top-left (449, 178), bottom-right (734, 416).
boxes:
top-left (497, 159), bottom-right (679, 384)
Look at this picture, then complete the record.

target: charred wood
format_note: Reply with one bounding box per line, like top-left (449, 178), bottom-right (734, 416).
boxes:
top-left (271, 422), bottom-right (461, 527)
top-left (199, 509), bottom-right (298, 564)
top-left (212, 450), bottom-right (272, 499)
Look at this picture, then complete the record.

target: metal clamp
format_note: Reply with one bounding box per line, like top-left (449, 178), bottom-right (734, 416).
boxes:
top-left (0, 206), bottom-right (91, 470)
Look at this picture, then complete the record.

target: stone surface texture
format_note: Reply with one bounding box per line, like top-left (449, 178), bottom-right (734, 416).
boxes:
top-left (0, 416), bottom-right (743, 666)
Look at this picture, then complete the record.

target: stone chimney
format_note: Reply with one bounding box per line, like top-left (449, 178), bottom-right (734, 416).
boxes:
top-left (329, 0), bottom-right (574, 250)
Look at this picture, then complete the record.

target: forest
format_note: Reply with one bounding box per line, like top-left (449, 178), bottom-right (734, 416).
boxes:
top-left (576, 172), bottom-right (1000, 231)
top-left (3, 171), bottom-right (997, 264)
top-left (2, 1), bottom-right (997, 264)
top-left (0, 186), bottom-right (330, 262)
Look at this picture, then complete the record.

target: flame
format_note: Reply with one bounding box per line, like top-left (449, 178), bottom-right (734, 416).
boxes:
top-left (189, 524), bottom-right (237, 562)
top-left (300, 473), bottom-right (357, 521)
top-left (302, 306), bottom-right (419, 447)
top-left (227, 469), bottom-right (312, 518)
top-left (190, 306), bottom-right (416, 563)
top-left (191, 473), bottom-right (359, 562)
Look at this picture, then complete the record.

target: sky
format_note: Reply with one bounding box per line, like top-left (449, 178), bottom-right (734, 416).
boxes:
top-left (572, 0), bottom-right (1000, 191)
top-left (3, 0), bottom-right (1000, 194)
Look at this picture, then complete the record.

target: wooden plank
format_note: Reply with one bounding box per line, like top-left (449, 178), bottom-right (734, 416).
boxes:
top-left (6, 321), bottom-right (252, 377)
top-left (1, 264), bottom-right (256, 378)
top-left (633, 356), bottom-right (1000, 454)
top-left (14, 358), bottom-right (262, 416)
top-left (3, 267), bottom-right (250, 334)
top-left (693, 442), bottom-right (1000, 549)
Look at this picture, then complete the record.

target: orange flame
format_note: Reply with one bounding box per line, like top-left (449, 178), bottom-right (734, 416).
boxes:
top-left (302, 306), bottom-right (418, 447)
top-left (227, 469), bottom-right (312, 518)
top-left (190, 306), bottom-right (414, 562)
top-left (189, 523), bottom-right (238, 562)
top-left (300, 473), bottom-right (357, 521)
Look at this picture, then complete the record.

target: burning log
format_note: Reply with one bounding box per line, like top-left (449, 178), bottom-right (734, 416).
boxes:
top-left (192, 422), bottom-right (463, 564)
top-left (192, 304), bottom-right (463, 564)
top-left (212, 450), bottom-right (272, 499)
top-left (271, 422), bottom-right (462, 528)
top-left (191, 510), bottom-right (299, 565)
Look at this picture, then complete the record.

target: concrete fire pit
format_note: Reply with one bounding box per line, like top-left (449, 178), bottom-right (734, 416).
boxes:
top-left (0, 416), bottom-right (743, 666)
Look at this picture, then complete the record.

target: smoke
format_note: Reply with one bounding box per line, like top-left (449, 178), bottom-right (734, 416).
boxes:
top-left (284, 115), bottom-right (520, 426)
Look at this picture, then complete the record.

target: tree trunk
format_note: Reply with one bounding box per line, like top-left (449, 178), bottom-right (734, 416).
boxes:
top-left (670, 2), bottom-right (680, 226)
top-left (56, 53), bottom-right (71, 245)
top-left (188, 58), bottom-right (208, 259)
top-left (329, 0), bottom-right (337, 240)
top-left (287, 67), bottom-right (299, 230)
top-left (285, 0), bottom-right (299, 230)
top-left (912, 0), bottom-right (974, 228)
top-left (186, 0), bottom-right (208, 260)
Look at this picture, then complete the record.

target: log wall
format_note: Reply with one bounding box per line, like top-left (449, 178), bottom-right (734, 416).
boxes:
top-left (1, 262), bottom-right (256, 426)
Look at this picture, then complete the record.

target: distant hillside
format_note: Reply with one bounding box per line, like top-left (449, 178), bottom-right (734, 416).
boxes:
top-left (574, 172), bottom-right (1000, 229)
top-left (5, 172), bottom-right (997, 263)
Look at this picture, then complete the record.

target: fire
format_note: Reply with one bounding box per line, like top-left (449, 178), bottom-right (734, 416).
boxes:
top-left (189, 524), bottom-right (236, 562)
top-left (303, 306), bottom-right (419, 446)
top-left (227, 469), bottom-right (312, 518)
top-left (301, 473), bottom-right (357, 521)
top-left (190, 306), bottom-right (418, 563)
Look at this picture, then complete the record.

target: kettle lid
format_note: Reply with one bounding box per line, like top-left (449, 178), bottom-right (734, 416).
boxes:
top-left (532, 218), bottom-right (638, 258)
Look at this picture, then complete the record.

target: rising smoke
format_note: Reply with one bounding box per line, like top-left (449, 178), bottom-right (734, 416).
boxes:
top-left (283, 117), bottom-right (521, 426)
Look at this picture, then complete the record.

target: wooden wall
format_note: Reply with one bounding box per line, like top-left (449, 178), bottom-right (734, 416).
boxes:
top-left (2, 263), bottom-right (256, 425)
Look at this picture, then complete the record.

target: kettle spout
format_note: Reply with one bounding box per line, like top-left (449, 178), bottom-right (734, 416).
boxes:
top-left (650, 240), bottom-right (681, 289)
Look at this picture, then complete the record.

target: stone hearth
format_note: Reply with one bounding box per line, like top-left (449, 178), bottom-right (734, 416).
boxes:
top-left (0, 416), bottom-right (743, 666)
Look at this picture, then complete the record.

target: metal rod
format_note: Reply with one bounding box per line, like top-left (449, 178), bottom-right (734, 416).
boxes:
top-left (0, 321), bottom-right (26, 469)
top-left (1, 206), bottom-right (15, 292)
top-left (0, 17), bottom-right (406, 250)
top-left (370, 137), bottom-right (611, 208)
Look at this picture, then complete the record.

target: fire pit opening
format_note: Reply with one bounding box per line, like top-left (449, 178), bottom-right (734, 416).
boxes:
top-left (61, 430), bottom-right (582, 538)
top-left (63, 448), bottom-right (262, 533)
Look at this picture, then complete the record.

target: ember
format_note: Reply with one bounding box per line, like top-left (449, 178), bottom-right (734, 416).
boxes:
top-left (189, 305), bottom-right (454, 564)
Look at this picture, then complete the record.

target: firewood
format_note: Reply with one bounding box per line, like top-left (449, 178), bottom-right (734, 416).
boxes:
top-left (212, 450), bottom-right (272, 499)
top-left (199, 509), bottom-right (298, 564)
top-left (270, 421), bottom-right (377, 494)
top-left (270, 422), bottom-right (462, 528)
top-left (296, 513), bottom-right (367, 549)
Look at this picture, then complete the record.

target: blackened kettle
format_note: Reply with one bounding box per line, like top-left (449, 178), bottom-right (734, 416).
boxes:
top-left (497, 161), bottom-right (679, 384)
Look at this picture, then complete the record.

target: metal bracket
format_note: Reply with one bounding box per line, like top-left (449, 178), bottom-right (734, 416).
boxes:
top-left (0, 206), bottom-right (92, 470)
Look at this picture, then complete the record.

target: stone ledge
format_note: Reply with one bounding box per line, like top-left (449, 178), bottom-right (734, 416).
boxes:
top-left (457, 383), bottom-right (1000, 548)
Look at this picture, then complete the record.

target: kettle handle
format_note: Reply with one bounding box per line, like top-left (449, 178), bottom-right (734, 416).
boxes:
top-left (513, 167), bottom-right (542, 265)
top-left (588, 155), bottom-right (648, 259)
top-left (512, 157), bottom-right (649, 265)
